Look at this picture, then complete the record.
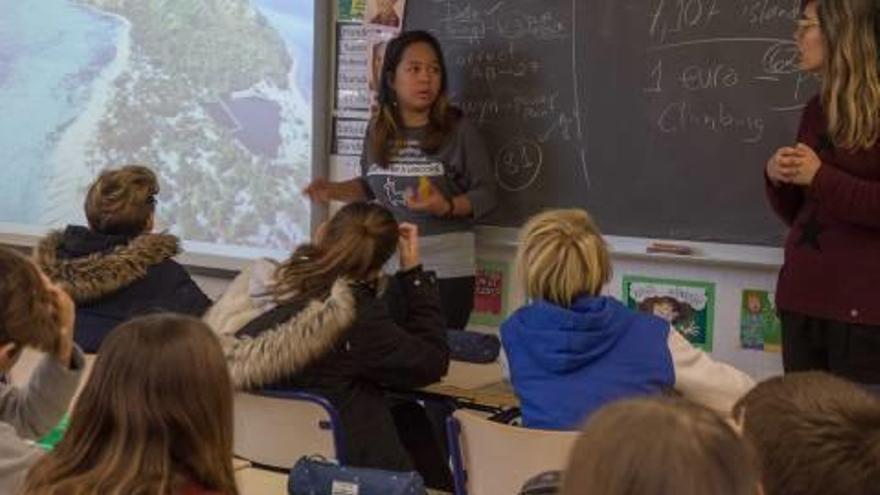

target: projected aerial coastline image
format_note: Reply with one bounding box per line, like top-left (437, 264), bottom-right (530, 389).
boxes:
top-left (0, 0), bottom-right (313, 254)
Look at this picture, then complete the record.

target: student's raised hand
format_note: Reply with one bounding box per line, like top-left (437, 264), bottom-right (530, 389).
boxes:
top-left (302, 178), bottom-right (332, 203)
top-left (48, 283), bottom-right (75, 367)
top-left (766, 146), bottom-right (801, 185)
top-left (786, 143), bottom-right (822, 186)
top-left (405, 180), bottom-right (451, 217)
top-left (398, 222), bottom-right (420, 270)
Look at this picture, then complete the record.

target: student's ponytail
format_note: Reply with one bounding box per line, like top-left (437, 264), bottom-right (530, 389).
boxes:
top-left (272, 203), bottom-right (399, 304)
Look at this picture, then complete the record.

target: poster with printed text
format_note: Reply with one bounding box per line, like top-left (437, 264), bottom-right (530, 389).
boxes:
top-left (470, 259), bottom-right (511, 327)
top-left (623, 276), bottom-right (716, 352)
top-left (740, 289), bottom-right (782, 353)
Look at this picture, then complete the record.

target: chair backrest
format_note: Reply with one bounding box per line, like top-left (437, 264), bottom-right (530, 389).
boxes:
top-left (233, 389), bottom-right (344, 470)
top-left (447, 409), bottom-right (578, 495)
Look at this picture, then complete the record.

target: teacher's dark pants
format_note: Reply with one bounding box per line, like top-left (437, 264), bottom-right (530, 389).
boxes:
top-left (438, 276), bottom-right (475, 330)
top-left (781, 311), bottom-right (880, 384)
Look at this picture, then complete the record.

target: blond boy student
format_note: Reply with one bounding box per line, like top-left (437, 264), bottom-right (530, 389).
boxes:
top-left (501, 209), bottom-right (755, 430)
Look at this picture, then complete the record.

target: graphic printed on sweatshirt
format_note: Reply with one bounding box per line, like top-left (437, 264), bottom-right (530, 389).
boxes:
top-left (366, 139), bottom-right (445, 207)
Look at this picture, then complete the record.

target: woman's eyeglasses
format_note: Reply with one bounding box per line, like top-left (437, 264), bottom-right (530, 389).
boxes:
top-left (795, 18), bottom-right (820, 32)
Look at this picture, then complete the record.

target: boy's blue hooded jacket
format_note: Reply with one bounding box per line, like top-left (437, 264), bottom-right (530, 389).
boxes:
top-left (501, 295), bottom-right (675, 430)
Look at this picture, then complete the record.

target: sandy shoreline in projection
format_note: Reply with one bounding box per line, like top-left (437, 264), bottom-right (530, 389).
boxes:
top-left (40, 6), bottom-right (131, 226)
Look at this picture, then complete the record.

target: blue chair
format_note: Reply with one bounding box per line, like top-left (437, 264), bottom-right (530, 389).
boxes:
top-left (233, 389), bottom-right (345, 470)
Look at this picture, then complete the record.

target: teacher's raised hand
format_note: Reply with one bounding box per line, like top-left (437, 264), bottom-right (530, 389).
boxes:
top-left (302, 177), bottom-right (332, 203)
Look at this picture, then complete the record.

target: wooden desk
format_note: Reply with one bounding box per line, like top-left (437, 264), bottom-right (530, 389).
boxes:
top-left (421, 360), bottom-right (518, 410)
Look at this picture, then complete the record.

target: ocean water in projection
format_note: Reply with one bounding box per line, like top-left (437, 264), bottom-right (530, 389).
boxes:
top-left (0, 0), bottom-right (313, 253)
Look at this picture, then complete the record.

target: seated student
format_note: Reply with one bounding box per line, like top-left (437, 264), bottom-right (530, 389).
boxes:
top-left (501, 208), bottom-right (755, 430)
top-left (205, 202), bottom-right (450, 485)
top-left (733, 372), bottom-right (880, 495)
top-left (560, 397), bottom-right (761, 495)
top-left (22, 314), bottom-right (238, 495)
top-left (0, 248), bottom-right (84, 493)
top-left (36, 165), bottom-right (211, 352)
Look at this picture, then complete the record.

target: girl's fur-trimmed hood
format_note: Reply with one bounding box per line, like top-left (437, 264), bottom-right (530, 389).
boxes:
top-left (220, 277), bottom-right (358, 390)
top-left (35, 229), bottom-right (180, 303)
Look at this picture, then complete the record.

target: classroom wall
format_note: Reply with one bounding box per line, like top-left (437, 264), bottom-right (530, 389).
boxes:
top-left (191, 229), bottom-right (789, 384)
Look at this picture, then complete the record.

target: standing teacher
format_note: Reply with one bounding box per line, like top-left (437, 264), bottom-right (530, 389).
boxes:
top-left (305, 30), bottom-right (498, 329)
top-left (765, 0), bottom-right (880, 383)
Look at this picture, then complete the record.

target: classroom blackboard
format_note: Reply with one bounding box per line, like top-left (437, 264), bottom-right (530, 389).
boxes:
top-left (404, 0), bottom-right (816, 246)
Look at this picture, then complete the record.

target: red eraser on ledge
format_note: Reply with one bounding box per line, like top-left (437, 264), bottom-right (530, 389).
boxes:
top-left (646, 242), bottom-right (695, 255)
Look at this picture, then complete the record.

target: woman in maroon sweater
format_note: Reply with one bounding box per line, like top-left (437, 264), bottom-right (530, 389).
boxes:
top-left (765, 0), bottom-right (880, 383)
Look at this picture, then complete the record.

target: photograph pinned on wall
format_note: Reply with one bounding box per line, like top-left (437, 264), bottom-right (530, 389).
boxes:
top-left (338, 0), bottom-right (367, 22)
top-left (367, 30), bottom-right (395, 109)
top-left (622, 276), bottom-right (716, 352)
top-left (740, 289), bottom-right (782, 352)
top-left (365, 0), bottom-right (406, 31)
top-left (469, 259), bottom-right (511, 327)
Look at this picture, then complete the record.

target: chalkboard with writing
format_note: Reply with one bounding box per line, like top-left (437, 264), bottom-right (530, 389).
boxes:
top-left (404, 0), bottom-right (816, 246)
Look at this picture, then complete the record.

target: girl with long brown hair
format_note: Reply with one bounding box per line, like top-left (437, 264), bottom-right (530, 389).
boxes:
top-left (765, 0), bottom-right (880, 382)
top-left (303, 30), bottom-right (497, 330)
top-left (501, 209), bottom-right (753, 430)
top-left (205, 202), bottom-right (451, 488)
top-left (22, 314), bottom-right (238, 495)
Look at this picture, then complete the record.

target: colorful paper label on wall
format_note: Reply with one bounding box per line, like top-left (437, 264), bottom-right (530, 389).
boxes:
top-left (470, 259), bottom-right (511, 327)
top-left (338, 0), bottom-right (366, 22)
top-left (740, 289), bottom-right (782, 353)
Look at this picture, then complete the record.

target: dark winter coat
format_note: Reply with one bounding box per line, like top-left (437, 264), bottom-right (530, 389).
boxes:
top-left (36, 226), bottom-right (211, 352)
top-left (218, 265), bottom-right (449, 472)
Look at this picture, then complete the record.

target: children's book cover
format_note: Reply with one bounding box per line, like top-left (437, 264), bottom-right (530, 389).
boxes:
top-left (622, 276), bottom-right (716, 351)
top-left (740, 289), bottom-right (782, 352)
